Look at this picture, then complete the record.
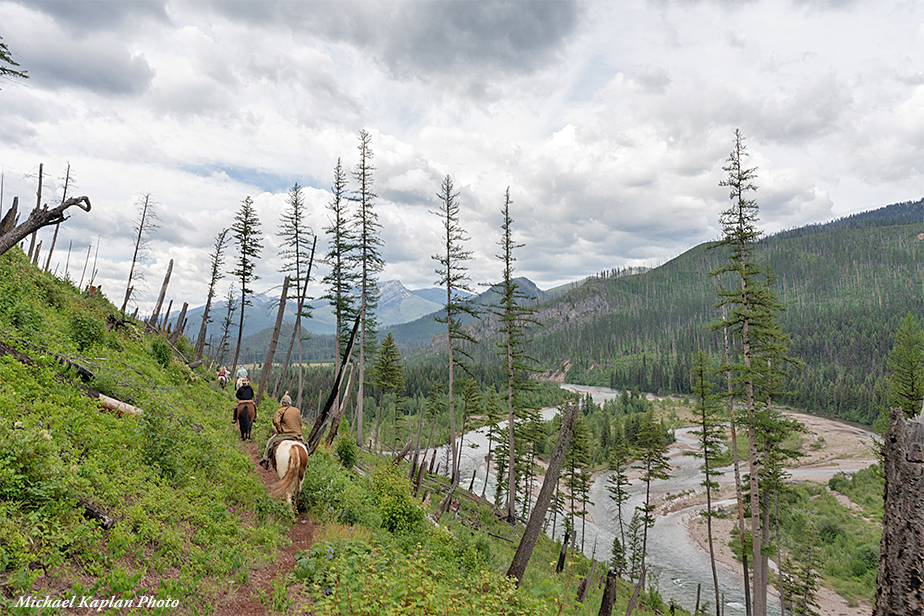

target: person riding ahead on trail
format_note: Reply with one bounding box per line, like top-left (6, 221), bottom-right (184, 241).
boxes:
top-left (235, 378), bottom-right (254, 403)
top-left (235, 366), bottom-right (248, 389)
top-left (259, 393), bottom-right (303, 470)
top-left (232, 378), bottom-right (256, 441)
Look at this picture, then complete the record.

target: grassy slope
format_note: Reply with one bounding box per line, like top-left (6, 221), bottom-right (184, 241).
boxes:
top-left (0, 247), bottom-right (683, 615)
top-left (0, 248), bottom-right (293, 613)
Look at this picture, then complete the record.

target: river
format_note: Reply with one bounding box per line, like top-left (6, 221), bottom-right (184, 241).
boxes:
top-left (432, 383), bottom-right (877, 615)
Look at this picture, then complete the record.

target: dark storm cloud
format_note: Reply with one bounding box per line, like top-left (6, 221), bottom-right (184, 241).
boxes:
top-left (14, 0), bottom-right (170, 32)
top-left (205, 0), bottom-right (580, 79)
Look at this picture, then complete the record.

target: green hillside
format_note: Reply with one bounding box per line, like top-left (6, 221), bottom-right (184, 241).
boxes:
top-left (0, 247), bottom-right (293, 612)
top-left (0, 246), bottom-right (678, 615)
top-left (524, 198), bottom-right (924, 425)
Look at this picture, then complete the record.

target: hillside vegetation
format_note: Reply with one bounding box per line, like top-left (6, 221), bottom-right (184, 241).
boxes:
top-left (520, 199), bottom-right (924, 425)
top-left (0, 247), bottom-right (297, 612)
top-left (0, 246), bottom-right (680, 615)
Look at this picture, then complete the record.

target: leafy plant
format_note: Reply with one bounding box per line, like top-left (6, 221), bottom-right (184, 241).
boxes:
top-left (150, 336), bottom-right (172, 367)
top-left (334, 434), bottom-right (358, 469)
top-left (69, 312), bottom-right (104, 351)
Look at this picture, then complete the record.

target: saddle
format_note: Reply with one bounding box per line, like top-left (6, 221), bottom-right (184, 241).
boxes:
top-left (265, 434), bottom-right (304, 469)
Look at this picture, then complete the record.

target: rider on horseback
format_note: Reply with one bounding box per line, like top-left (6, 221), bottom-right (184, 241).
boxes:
top-left (259, 393), bottom-right (303, 470)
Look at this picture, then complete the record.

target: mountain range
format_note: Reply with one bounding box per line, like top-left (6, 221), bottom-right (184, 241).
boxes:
top-left (183, 279), bottom-right (455, 344)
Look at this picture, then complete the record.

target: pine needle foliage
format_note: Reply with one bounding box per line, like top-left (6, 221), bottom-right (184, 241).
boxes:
top-left (229, 195), bottom-right (263, 372)
top-left (321, 158), bottom-right (359, 373)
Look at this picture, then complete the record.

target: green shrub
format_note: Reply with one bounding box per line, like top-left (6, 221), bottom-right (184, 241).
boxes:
top-left (139, 403), bottom-right (183, 480)
top-left (335, 434), bottom-right (358, 469)
top-left (0, 504), bottom-right (33, 571)
top-left (299, 447), bottom-right (377, 527)
top-left (69, 312), bottom-right (105, 352)
top-left (371, 463), bottom-right (424, 535)
top-left (828, 472), bottom-right (850, 493)
top-left (150, 337), bottom-right (172, 367)
top-left (0, 421), bottom-right (73, 511)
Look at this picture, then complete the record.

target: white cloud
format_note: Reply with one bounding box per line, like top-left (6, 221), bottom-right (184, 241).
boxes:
top-left (1, 0), bottom-right (922, 311)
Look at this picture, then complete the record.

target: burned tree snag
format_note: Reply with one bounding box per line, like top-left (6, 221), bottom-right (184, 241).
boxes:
top-left (874, 407), bottom-right (924, 616)
top-left (169, 302), bottom-right (188, 346)
top-left (256, 276), bottom-right (290, 407)
top-left (507, 401), bottom-right (580, 586)
top-left (0, 195), bottom-right (91, 258)
top-left (147, 259), bottom-right (173, 332)
top-left (27, 163), bottom-right (42, 262)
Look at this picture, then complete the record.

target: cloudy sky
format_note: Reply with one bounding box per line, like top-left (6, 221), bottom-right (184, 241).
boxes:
top-left (1, 0), bottom-right (922, 315)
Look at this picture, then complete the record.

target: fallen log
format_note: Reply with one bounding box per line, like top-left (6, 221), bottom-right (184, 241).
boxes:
top-left (391, 440), bottom-right (413, 466)
top-left (97, 394), bottom-right (143, 416)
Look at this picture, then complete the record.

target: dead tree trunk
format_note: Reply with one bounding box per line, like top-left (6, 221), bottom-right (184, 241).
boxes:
top-left (273, 236), bottom-right (316, 398)
top-left (43, 222), bottom-right (60, 271)
top-left (256, 276), bottom-right (290, 407)
top-left (0, 195), bottom-right (91, 258)
top-left (874, 407), bottom-right (924, 616)
top-left (507, 401), bottom-right (580, 586)
top-left (169, 302), bottom-right (188, 346)
top-left (599, 569), bottom-right (620, 616)
top-left (27, 163), bottom-right (42, 262)
top-left (147, 259), bottom-right (173, 331)
top-left (325, 363), bottom-right (355, 446)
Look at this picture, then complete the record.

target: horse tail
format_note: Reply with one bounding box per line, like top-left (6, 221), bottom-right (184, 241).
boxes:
top-left (270, 443), bottom-right (307, 500)
top-left (238, 403), bottom-right (253, 437)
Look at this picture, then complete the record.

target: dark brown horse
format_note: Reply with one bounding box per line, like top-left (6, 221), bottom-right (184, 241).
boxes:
top-left (233, 400), bottom-right (256, 441)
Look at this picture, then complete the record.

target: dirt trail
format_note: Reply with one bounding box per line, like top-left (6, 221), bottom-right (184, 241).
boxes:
top-left (212, 434), bottom-right (316, 616)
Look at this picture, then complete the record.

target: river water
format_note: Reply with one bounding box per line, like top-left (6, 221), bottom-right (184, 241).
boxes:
top-left (432, 384), bottom-right (876, 615)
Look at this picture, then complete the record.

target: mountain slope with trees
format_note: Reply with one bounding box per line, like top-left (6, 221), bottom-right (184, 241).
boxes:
top-left (516, 198), bottom-right (924, 425)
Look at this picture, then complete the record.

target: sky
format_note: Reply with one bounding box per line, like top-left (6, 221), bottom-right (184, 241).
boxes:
top-left (1, 0), bottom-right (922, 316)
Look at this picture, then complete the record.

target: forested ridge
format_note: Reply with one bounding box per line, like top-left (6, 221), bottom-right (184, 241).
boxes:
top-left (513, 198), bottom-right (924, 425)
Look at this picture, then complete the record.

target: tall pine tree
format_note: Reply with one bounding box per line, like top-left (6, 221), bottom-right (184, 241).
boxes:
top-left (432, 174), bottom-right (479, 484)
top-left (229, 196), bottom-right (262, 375)
top-left (351, 129), bottom-right (384, 448)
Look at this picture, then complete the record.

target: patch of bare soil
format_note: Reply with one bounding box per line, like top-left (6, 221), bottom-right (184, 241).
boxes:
top-left (211, 432), bottom-right (317, 616)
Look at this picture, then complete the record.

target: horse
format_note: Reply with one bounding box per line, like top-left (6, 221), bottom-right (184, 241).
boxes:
top-left (233, 400), bottom-right (256, 441)
top-left (218, 373), bottom-right (229, 389)
top-left (269, 439), bottom-right (309, 512)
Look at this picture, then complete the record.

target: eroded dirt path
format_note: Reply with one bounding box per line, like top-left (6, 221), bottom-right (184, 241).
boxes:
top-left (212, 435), bottom-right (316, 616)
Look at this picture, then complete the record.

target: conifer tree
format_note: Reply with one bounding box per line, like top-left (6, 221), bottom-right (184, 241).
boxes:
top-left (0, 35), bottom-right (28, 87)
top-left (711, 129), bottom-right (798, 616)
top-left (195, 228), bottom-right (229, 360)
top-left (432, 174), bottom-right (479, 484)
top-left (216, 286), bottom-right (238, 366)
top-left (564, 415), bottom-right (593, 551)
top-left (606, 430), bottom-right (631, 576)
top-left (229, 196), bottom-right (263, 375)
top-left (371, 332), bottom-right (404, 451)
top-left (691, 350), bottom-right (725, 616)
top-left (885, 312), bottom-right (924, 420)
top-left (351, 129), bottom-right (384, 448)
top-left (322, 158), bottom-right (358, 376)
top-left (481, 386), bottom-right (505, 499)
top-left (625, 409), bottom-right (670, 616)
top-left (493, 187), bottom-right (541, 524)
top-left (275, 182), bottom-right (317, 404)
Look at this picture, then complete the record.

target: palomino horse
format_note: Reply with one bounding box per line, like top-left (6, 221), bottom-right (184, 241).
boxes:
top-left (269, 440), bottom-right (309, 511)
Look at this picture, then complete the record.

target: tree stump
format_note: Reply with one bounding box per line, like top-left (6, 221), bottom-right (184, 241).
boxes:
top-left (874, 407), bottom-right (924, 616)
